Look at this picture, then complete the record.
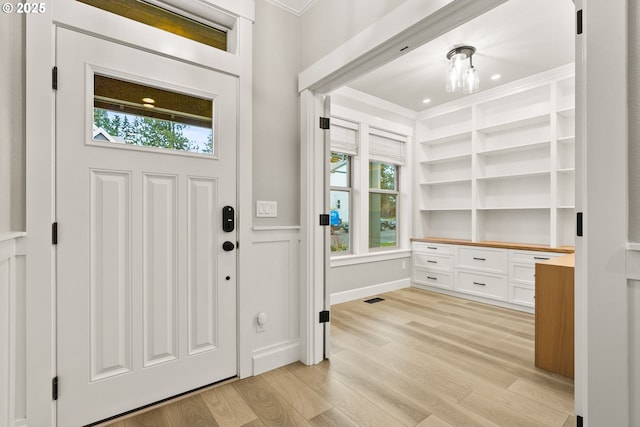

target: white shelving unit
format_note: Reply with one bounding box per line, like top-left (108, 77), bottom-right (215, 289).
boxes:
top-left (415, 65), bottom-right (575, 247)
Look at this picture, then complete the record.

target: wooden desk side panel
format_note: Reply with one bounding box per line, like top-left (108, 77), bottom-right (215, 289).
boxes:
top-left (534, 263), bottom-right (575, 378)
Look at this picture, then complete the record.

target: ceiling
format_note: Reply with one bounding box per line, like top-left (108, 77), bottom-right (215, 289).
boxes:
top-left (345, 0), bottom-right (575, 113)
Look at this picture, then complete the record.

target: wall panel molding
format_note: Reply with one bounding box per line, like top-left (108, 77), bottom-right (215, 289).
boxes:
top-left (0, 233), bottom-right (26, 427)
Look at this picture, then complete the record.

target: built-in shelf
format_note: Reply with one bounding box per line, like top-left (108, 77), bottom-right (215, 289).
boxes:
top-left (477, 170), bottom-right (550, 181)
top-left (421, 130), bottom-right (472, 146)
top-left (421, 153), bottom-right (472, 164)
top-left (477, 140), bottom-right (550, 157)
top-left (476, 113), bottom-right (550, 134)
top-left (415, 66), bottom-right (575, 248)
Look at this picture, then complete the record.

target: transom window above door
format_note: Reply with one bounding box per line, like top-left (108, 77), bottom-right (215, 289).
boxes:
top-left (77, 0), bottom-right (228, 51)
top-left (92, 74), bottom-right (215, 155)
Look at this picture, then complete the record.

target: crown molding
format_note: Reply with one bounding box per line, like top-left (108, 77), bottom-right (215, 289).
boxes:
top-left (266, 0), bottom-right (316, 16)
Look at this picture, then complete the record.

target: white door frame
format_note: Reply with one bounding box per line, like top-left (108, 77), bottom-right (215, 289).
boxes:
top-left (25, 1), bottom-right (254, 425)
top-left (299, 0), bottom-right (631, 425)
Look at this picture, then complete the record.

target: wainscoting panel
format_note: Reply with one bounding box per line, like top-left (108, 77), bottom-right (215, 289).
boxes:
top-left (250, 227), bottom-right (300, 375)
top-left (0, 233), bottom-right (26, 427)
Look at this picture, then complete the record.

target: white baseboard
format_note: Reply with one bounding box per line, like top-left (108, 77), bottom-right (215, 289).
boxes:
top-left (252, 340), bottom-right (300, 376)
top-left (330, 278), bottom-right (410, 305)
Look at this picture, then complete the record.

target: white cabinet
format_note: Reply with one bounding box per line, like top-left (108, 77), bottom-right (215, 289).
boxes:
top-left (415, 65), bottom-right (575, 247)
top-left (507, 249), bottom-right (562, 308)
top-left (412, 239), bottom-right (572, 312)
top-left (412, 242), bottom-right (454, 290)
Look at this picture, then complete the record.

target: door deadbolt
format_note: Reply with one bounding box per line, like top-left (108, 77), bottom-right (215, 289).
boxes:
top-left (222, 241), bottom-right (235, 251)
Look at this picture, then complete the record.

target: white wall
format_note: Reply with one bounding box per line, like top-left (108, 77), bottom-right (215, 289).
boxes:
top-left (299, 0), bottom-right (410, 70)
top-left (253, 0), bottom-right (301, 227)
top-left (0, 13), bottom-right (25, 232)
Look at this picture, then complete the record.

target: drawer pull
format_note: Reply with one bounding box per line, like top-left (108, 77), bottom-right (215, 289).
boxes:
top-left (473, 257), bottom-right (486, 261)
top-left (473, 281), bottom-right (486, 286)
top-left (427, 246), bottom-right (438, 250)
top-left (427, 260), bottom-right (438, 264)
top-left (534, 256), bottom-right (550, 260)
top-left (427, 276), bottom-right (438, 281)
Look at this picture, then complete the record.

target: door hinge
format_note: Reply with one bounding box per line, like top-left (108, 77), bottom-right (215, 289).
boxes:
top-left (576, 415), bottom-right (583, 427)
top-left (319, 117), bottom-right (330, 130)
top-left (52, 66), bottom-right (58, 90)
top-left (52, 376), bottom-right (58, 401)
top-left (319, 310), bottom-right (330, 323)
top-left (319, 214), bottom-right (330, 226)
top-left (576, 212), bottom-right (583, 237)
top-left (577, 9), bottom-right (583, 35)
top-left (52, 222), bottom-right (58, 245)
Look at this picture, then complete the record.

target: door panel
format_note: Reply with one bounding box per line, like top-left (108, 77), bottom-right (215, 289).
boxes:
top-left (56, 27), bottom-right (237, 426)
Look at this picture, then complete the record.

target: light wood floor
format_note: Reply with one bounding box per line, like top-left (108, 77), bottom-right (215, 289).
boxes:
top-left (101, 288), bottom-right (575, 427)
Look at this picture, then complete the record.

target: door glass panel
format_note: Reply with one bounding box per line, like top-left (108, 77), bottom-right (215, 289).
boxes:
top-left (93, 74), bottom-right (214, 155)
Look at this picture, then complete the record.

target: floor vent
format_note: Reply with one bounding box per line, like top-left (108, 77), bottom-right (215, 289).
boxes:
top-left (364, 297), bottom-right (385, 304)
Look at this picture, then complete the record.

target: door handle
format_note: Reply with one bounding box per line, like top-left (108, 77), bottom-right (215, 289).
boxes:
top-left (222, 241), bottom-right (235, 251)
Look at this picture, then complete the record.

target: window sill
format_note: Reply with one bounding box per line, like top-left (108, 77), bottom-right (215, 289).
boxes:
top-left (330, 249), bottom-right (411, 267)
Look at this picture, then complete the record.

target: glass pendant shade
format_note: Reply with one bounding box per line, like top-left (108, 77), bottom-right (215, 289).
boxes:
top-left (445, 45), bottom-right (479, 94)
top-left (463, 66), bottom-right (479, 94)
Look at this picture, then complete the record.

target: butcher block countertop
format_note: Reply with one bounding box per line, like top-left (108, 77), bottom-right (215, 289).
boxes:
top-left (411, 237), bottom-right (575, 254)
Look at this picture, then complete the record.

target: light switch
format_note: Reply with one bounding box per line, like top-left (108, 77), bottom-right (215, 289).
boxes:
top-left (256, 200), bottom-right (278, 218)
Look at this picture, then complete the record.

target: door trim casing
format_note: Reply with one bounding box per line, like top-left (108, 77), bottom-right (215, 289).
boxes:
top-left (25, 2), bottom-right (254, 425)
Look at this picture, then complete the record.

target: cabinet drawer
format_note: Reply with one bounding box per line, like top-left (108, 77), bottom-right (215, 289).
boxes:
top-left (509, 250), bottom-right (563, 264)
top-left (455, 270), bottom-right (508, 300)
top-left (457, 247), bottom-right (508, 274)
top-left (510, 263), bottom-right (536, 284)
top-left (510, 283), bottom-right (535, 307)
top-left (412, 242), bottom-right (454, 255)
top-left (413, 269), bottom-right (453, 290)
top-left (413, 253), bottom-right (453, 270)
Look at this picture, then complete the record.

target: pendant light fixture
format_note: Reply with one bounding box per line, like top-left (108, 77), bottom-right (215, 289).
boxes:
top-left (446, 45), bottom-right (479, 94)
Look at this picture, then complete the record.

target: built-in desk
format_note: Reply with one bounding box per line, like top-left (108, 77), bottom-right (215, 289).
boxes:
top-left (534, 253), bottom-right (575, 378)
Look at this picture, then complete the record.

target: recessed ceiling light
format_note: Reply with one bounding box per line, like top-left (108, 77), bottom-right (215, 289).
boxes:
top-left (422, 98), bottom-right (431, 104)
top-left (490, 74), bottom-right (501, 81)
top-left (143, 103), bottom-right (155, 108)
top-left (142, 97), bottom-right (155, 104)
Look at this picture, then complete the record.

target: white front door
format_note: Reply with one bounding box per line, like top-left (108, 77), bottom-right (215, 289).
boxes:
top-left (55, 28), bottom-right (238, 427)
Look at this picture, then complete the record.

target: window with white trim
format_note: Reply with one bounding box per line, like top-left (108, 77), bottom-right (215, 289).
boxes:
top-left (368, 131), bottom-right (404, 249)
top-left (329, 119), bottom-right (358, 253)
top-left (329, 114), bottom-right (408, 258)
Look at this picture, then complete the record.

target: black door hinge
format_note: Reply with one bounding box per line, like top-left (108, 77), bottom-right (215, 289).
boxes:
top-left (319, 214), bottom-right (330, 226)
top-left (52, 66), bottom-right (58, 90)
top-left (577, 10), bottom-right (583, 35)
top-left (577, 415), bottom-right (583, 427)
top-left (52, 222), bottom-right (58, 245)
top-left (319, 117), bottom-right (330, 130)
top-left (319, 310), bottom-right (330, 323)
top-left (52, 376), bottom-right (58, 400)
top-left (576, 212), bottom-right (583, 237)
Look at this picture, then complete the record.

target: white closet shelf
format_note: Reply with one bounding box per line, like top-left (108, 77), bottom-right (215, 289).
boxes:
top-left (420, 178), bottom-right (472, 186)
top-left (557, 107), bottom-right (576, 118)
top-left (420, 207), bottom-right (472, 212)
top-left (476, 170), bottom-right (550, 181)
top-left (421, 153), bottom-right (472, 164)
top-left (557, 168), bottom-right (575, 174)
top-left (476, 113), bottom-right (550, 134)
top-left (477, 140), bottom-right (550, 156)
top-left (557, 136), bottom-right (575, 144)
top-left (477, 206), bottom-right (551, 211)
top-left (421, 130), bottom-right (472, 145)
